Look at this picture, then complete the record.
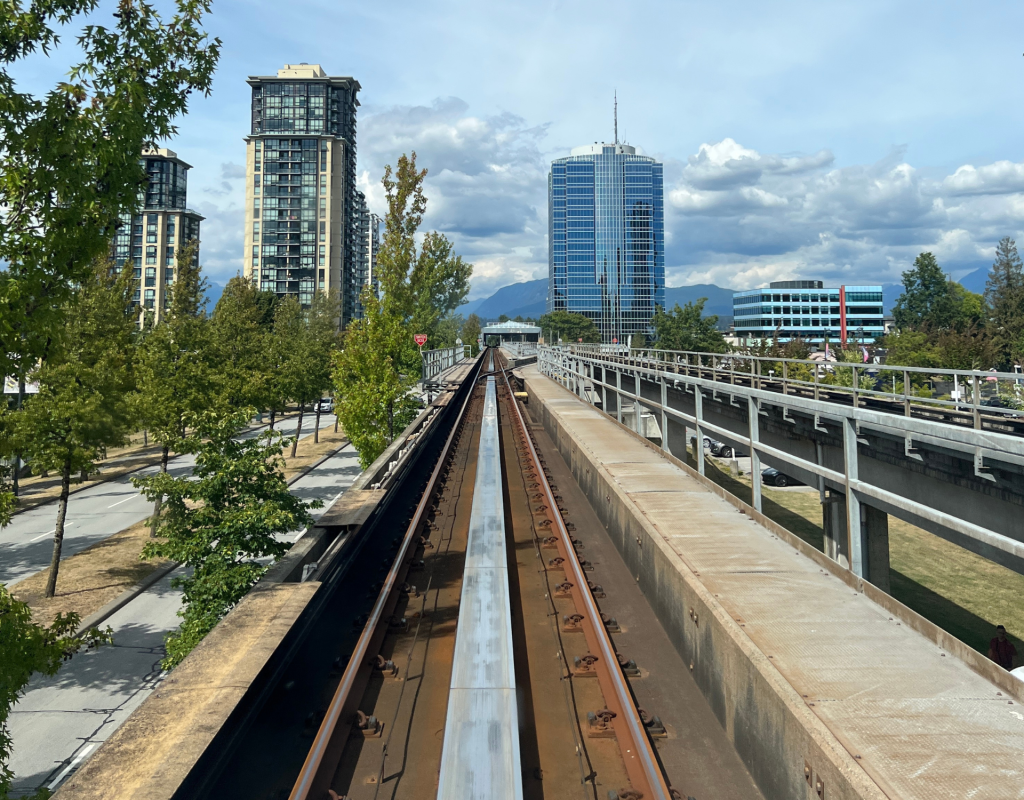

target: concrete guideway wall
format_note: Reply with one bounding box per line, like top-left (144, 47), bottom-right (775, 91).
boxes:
top-left (520, 365), bottom-right (1024, 800)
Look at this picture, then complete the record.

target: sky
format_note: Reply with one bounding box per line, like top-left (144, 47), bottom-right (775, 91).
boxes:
top-left (14, 0), bottom-right (1024, 299)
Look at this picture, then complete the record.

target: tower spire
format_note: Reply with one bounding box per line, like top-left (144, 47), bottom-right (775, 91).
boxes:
top-left (614, 90), bottom-right (618, 144)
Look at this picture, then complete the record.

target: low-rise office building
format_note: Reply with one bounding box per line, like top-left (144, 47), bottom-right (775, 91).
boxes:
top-left (732, 280), bottom-right (884, 345)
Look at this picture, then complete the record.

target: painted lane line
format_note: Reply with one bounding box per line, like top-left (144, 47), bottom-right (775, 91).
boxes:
top-left (29, 522), bottom-right (75, 543)
top-left (48, 742), bottom-right (96, 790)
top-left (107, 494), bottom-right (140, 509)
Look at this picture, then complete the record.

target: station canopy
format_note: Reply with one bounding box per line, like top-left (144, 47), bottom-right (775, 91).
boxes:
top-left (481, 320), bottom-right (541, 342)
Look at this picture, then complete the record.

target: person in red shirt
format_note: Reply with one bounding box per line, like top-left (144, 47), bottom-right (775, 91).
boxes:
top-left (988, 625), bottom-right (1017, 670)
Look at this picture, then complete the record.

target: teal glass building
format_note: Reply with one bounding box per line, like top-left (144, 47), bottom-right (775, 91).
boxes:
top-left (548, 143), bottom-right (665, 342)
top-left (732, 280), bottom-right (885, 345)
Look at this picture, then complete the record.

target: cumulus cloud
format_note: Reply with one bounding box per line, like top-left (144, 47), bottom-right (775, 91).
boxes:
top-left (666, 138), bottom-right (1024, 290)
top-left (359, 97), bottom-right (550, 298)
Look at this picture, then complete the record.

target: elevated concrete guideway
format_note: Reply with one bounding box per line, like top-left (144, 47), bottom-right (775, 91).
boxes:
top-left (518, 363), bottom-right (1024, 800)
top-left (541, 347), bottom-right (1024, 581)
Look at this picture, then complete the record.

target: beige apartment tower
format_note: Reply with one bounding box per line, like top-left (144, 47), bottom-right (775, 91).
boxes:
top-left (113, 148), bottom-right (202, 322)
top-left (243, 64), bottom-right (362, 324)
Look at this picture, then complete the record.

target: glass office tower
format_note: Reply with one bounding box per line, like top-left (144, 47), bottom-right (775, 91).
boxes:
top-left (243, 64), bottom-right (361, 324)
top-left (548, 143), bottom-right (664, 342)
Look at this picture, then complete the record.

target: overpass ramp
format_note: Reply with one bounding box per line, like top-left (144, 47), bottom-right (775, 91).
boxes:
top-left (519, 364), bottom-right (1024, 800)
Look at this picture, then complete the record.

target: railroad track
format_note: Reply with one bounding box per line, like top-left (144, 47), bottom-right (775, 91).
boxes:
top-left (285, 348), bottom-right (679, 800)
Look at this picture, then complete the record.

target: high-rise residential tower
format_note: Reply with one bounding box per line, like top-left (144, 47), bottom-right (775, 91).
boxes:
top-left (243, 64), bottom-right (361, 324)
top-left (548, 142), bottom-right (665, 342)
top-left (113, 148), bottom-right (202, 322)
top-left (353, 192), bottom-right (381, 317)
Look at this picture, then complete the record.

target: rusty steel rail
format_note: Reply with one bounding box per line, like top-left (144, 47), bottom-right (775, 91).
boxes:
top-left (288, 355), bottom-right (483, 800)
top-left (498, 363), bottom-right (674, 800)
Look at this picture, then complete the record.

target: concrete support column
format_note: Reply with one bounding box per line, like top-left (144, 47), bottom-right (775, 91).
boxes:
top-left (842, 418), bottom-right (865, 577)
top-left (601, 367), bottom-right (608, 412)
top-left (748, 396), bottom-right (762, 513)
top-left (660, 376), bottom-right (668, 454)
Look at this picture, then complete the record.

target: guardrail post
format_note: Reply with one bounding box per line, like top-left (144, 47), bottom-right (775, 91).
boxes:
top-left (748, 396), bottom-right (761, 513)
top-left (843, 417), bottom-right (864, 578)
top-left (972, 374), bottom-right (981, 429)
top-left (634, 372), bottom-right (642, 435)
top-left (660, 375), bottom-right (668, 453)
top-left (694, 386), bottom-right (705, 477)
top-left (903, 370), bottom-right (911, 416)
top-left (616, 369), bottom-right (623, 425)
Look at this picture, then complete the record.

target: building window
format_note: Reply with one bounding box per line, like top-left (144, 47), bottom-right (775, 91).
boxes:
top-left (320, 174), bottom-right (326, 195)
top-left (165, 268), bottom-right (175, 283)
top-left (165, 246), bottom-right (175, 265)
top-left (144, 289), bottom-right (155, 309)
top-left (319, 221), bottom-right (326, 242)
top-left (145, 246), bottom-right (157, 264)
top-left (145, 267), bottom-right (157, 287)
top-left (319, 198), bottom-right (326, 218)
top-left (253, 221), bottom-right (260, 236)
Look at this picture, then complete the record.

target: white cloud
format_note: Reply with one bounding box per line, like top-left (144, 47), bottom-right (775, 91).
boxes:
top-left (667, 138), bottom-right (1024, 290)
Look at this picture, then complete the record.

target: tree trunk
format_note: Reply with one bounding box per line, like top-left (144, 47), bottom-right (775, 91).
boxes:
top-left (143, 429), bottom-right (148, 447)
top-left (44, 458), bottom-right (73, 598)
top-left (12, 379), bottom-right (24, 497)
top-left (269, 408), bottom-right (276, 430)
top-left (334, 411), bottom-right (339, 434)
top-left (151, 444), bottom-right (169, 538)
top-left (291, 404), bottom-right (304, 458)
top-left (314, 404), bottom-right (322, 444)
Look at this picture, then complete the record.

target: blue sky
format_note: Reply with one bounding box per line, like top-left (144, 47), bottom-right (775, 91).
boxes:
top-left (15, 0), bottom-right (1024, 298)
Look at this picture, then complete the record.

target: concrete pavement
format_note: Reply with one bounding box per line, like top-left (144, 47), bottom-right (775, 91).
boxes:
top-left (6, 429), bottom-right (362, 797)
top-left (0, 414), bottom-right (335, 587)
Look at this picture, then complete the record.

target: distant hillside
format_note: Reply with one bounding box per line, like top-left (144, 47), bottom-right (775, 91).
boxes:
top-left (457, 279), bottom-right (547, 321)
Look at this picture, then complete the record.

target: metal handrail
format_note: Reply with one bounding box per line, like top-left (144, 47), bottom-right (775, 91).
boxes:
top-left (558, 344), bottom-right (1024, 425)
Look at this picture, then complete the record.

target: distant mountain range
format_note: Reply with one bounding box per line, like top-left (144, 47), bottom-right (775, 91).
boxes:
top-left (454, 270), bottom-right (994, 325)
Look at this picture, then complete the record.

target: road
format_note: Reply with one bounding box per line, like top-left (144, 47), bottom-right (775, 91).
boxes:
top-left (6, 433), bottom-right (363, 797)
top-left (0, 414), bottom-right (336, 587)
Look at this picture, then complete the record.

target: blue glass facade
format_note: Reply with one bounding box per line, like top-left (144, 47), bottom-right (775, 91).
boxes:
top-left (548, 144), bottom-right (665, 342)
top-left (732, 280), bottom-right (885, 344)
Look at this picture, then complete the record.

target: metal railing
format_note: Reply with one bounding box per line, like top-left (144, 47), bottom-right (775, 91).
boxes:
top-left (537, 344), bottom-right (1024, 580)
top-left (421, 345), bottom-right (470, 384)
top-left (563, 344), bottom-right (1024, 429)
top-left (503, 341), bottom-right (538, 358)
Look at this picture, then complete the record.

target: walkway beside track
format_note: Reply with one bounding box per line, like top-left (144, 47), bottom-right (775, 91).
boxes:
top-left (436, 376), bottom-right (522, 800)
top-left (519, 364), bottom-right (1024, 800)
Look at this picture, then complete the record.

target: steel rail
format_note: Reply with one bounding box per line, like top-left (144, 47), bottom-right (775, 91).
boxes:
top-left (498, 361), bottom-right (673, 800)
top-left (288, 353), bottom-right (484, 800)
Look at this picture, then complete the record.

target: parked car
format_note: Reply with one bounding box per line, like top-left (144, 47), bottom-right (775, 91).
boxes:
top-left (316, 398), bottom-right (334, 413)
top-left (761, 467), bottom-right (804, 488)
top-left (708, 439), bottom-right (746, 459)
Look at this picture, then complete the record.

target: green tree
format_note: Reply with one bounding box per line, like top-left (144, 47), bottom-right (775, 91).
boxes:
top-left (334, 154), bottom-right (425, 467)
top-left (306, 291), bottom-right (342, 444)
top-left (210, 277), bottom-right (278, 414)
top-left (0, 0), bottom-right (219, 388)
top-left (409, 232), bottom-right (471, 344)
top-left (893, 253), bottom-right (950, 330)
top-left (133, 410), bottom-right (318, 669)
top-left (14, 260), bottom-right (136, 597)
top-left (985, 236), bottom-right (1024, 368)
top-left (651, 299), bottom-right (729, 353)
top-left (0, 585), bottom-right (111, 797)
top-left (461, 313), bottom-right (483, 355)
top-left (133, 242), bottom-right (217, 534)
top-left (538, 310), bottom-right (601, 344)
top-left (894, 252), bottom-right (987, 332)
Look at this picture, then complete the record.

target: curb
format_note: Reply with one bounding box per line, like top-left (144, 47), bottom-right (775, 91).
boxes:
top-left (72, 436), bottom-right (352, 635)
top-left (75, 560), bottom-right (179, 635)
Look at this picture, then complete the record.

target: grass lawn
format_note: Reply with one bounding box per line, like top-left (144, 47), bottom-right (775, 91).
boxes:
top-left (694, 450), bottom-right (1024, 663)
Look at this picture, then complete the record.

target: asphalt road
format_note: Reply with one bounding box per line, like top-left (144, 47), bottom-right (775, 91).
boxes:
top-left (7, 432), bottom-right (363, 797)
top-left (0, 414), bottom-right (336, 587)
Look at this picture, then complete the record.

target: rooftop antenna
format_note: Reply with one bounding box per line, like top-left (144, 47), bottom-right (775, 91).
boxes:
top-left (614, 90), bottom-right (618, 144)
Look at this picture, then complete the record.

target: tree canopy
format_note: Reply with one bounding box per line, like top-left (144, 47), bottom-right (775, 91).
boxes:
top-left (538, 311), bottom-right (601, 344)
top-left (651, 299), bottom-right (729, 353)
